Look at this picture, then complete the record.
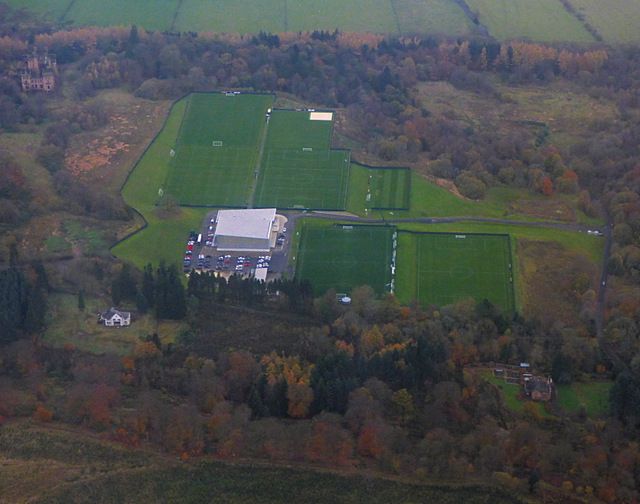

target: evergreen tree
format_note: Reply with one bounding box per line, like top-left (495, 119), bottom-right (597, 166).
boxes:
top-left (135, 291), bottom-right (149, 313)
top-left (0, 268), bottom-right (29, 343)
top-left (112, 263), bottom-right (137, 305)
top-left (142, 263), bottom-right (155, 307)
top-left (77, 289), bottom-right (85, 311)
top-left (24, 283), bottom-right (47, 334)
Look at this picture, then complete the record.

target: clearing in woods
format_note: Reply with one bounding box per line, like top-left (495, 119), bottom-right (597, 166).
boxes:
top-left (295, 224), bottom-right (395, 296)
top-left (396, 231), bottom-right (515, 314)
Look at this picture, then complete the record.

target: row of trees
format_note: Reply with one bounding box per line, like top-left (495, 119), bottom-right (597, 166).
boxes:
top-left (112, 262), bottom-right (186, 320)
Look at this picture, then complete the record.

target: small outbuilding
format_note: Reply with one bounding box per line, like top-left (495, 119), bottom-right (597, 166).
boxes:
top-left (99, 307), bottom-right (131, 327)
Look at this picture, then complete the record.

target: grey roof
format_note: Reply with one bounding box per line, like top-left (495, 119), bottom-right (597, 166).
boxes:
top-left (101, 307), bottom-right (130, 320)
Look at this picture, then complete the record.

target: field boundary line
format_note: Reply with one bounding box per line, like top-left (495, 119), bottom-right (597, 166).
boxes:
top-left (170, 0), bottom-right (184, 31)
top-left (450, 0), bottom-right (490, 36)
top-left (388, 0), bottom-right (402, 36)
top-left (59, 0), bottom-right (76, 22)
top-left (283, 0), bottom-right (289, 32)
top-left (556, 0), bottom-right (602, 41)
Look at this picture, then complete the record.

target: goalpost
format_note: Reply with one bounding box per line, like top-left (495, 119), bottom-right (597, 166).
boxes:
top-left (212, 140), bottom-right (223, 147)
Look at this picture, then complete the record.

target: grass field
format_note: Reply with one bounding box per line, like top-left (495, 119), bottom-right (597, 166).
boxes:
top-left (296, 224), bottom-right (395, 296)
top-left (347, 164), bottom-right (411, 213)
top-left (556, 381), bottom-right (613, 417)
top-left (44, 293), bottom-right (186, 355)
top-left (255, 109), bottom-right (350, 210)
top-left (570, 0), bottom-right (640, 43)
top-left (266, 110), bottom-right (334, 150)
top-left (466, 0), bottom-right (594, 42)
top-left (112, 98), bottom-right (209, 269)
top-left (369, 167), bottom-right (411, 210)
top-left (10, 0), bottom-right (477, 37)
top-left (166, 93), bottom-right (273, 207)
top-left (396, 232), bottom-right (515, 314)
top-left (254, 149), bottom-right (351, 209)
top-left (65, 0), bottom-right (180, 31)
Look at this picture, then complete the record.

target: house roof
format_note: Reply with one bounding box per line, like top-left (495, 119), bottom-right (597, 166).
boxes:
top-left (525, 377), bottom-right (551, 394)
top-left (214, 208), bottom-right (276, 240)
top-left (101, 307), bottom-right (130, 320)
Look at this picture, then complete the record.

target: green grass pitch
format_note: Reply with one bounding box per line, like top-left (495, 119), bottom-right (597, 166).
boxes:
top-left (265, 110), bottom-right (334, 150)
top-left (164, 93), bottom-right (273, 207)
top-left (369, 167), bottom-right (411, 210)
top-left (397, 232), bottom-right (515, 314)
top-left (296, 224), bottom-right (395, 296)
top-left (254, 149), bottom-right (351, 209)
top-left (254, 109), bottom-right (351, 210)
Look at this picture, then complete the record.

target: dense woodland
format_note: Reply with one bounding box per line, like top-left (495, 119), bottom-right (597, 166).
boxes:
top-left (1, 3), bottom-right (640, 502)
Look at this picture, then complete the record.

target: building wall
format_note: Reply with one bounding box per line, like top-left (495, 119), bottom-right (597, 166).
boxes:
top-left (214, 235), bottom-right (271, 251)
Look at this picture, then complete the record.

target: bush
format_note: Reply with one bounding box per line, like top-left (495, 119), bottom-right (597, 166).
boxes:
top-left (455, 172), bottom-right (486, 199)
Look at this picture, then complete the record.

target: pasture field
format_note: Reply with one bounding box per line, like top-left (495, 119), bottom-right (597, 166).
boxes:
top-left (64, 0), bottom-right (180, 30)
top-left (396, 231), bottom-right (515, 314)
top-left (255, 109), bottom-right (350, 210)
top-left (254, 148), bottom-right (351, 209)
top-left (8, 0), bottom-right (72, 20)
top-left (296, 224), bottom-right (395, 296)
top-left (174, 0), bottom-right (285, 34)
top-left (394, 0), bottom-right (475, 35)
top-left (165, 93), bottom-right (273, 207)
top-left (465, 0), bottom-right (594, 42)
top-left (570, 0), bottom-right (640, 43)
top-left (9, 0), bottom-right (478, 37)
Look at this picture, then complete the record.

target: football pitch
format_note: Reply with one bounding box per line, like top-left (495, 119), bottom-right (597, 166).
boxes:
top-left (369, 167), bottom-right (411, 210)
top-left (296, 224), bottom-right (395, 296)
top-left (254, 109), bottom-right (351, 210)
top-left (164, 93), bottom-right (273, 207)
top-left (397, 231), bottom-right (515, 313)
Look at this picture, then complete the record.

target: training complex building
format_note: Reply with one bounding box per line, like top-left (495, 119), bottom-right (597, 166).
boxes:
top-left (212, 208), bottom-right (284, 252)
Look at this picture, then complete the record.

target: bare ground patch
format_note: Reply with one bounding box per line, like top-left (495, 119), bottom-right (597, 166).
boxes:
top-left (65, 91), bottom-right (169, 189)
top-left (509, 198), bottom-right (576, 222)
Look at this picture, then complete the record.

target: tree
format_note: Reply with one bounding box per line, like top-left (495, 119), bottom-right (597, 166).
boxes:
top-left (111, 263), bottom-right (136, 306)
top-left (78, 289), bottom-right (85, 311)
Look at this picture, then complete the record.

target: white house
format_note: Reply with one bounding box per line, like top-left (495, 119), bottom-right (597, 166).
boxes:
top-left (99, 307), bottom-right (131, 327)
